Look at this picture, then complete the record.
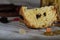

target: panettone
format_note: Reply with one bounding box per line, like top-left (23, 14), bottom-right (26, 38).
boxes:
top-left (19, 6), bottom-right (57, 28)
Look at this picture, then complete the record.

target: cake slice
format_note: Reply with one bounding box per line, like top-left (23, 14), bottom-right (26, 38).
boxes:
top-left (19, 6), bottom-right (57, 28)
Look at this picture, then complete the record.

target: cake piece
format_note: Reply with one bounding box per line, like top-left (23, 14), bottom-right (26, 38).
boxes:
top-left (19, 6), bottom-right (57, 28)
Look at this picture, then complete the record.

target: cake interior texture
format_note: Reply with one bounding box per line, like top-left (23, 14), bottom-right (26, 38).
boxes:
top-left (20, 6), bottom-right (57, 28)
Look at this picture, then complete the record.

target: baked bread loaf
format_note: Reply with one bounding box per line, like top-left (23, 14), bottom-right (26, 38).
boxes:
top-left (19, 6), bottom-right (57, 28)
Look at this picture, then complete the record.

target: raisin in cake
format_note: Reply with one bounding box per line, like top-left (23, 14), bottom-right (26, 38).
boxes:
top-left (19, 6), bottom-right (57, 28)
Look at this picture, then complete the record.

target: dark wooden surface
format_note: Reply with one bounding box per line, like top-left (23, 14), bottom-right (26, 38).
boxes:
top-left (0, 4), bottom-right (20, 17)
top-left (0, 13), bottom-right (19, 17)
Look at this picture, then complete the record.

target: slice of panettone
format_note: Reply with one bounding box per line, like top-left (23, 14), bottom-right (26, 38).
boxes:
top-left (19, 6), bottom-right (57, 29)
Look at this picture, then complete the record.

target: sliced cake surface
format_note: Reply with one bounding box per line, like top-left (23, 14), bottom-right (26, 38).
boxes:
top-left (19, 6), bottom-right (57, 28)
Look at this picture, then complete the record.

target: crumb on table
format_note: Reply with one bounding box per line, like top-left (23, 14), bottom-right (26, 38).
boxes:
top-left (19, 29), bottom-right (26, 34)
